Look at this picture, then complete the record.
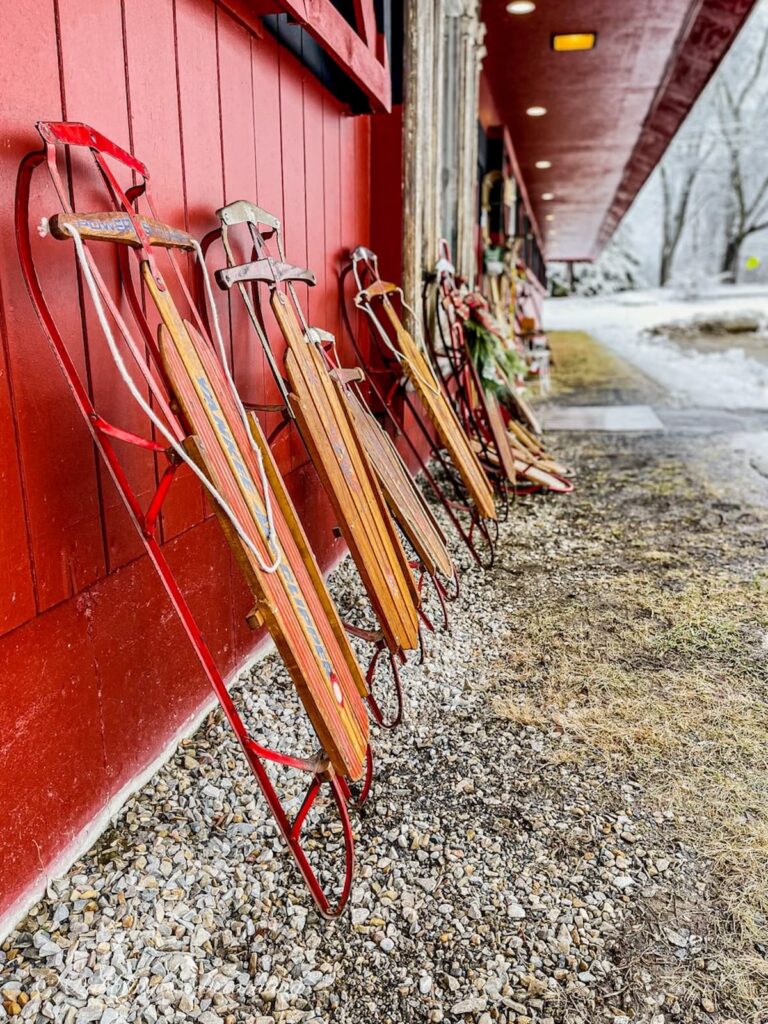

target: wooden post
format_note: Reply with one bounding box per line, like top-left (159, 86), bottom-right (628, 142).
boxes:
top-left (402, 1), bottom-right (486, 309)
top-left (456, 3), bottom-right (485, 282)
top-left (402, 0), bottom-right (434, 322)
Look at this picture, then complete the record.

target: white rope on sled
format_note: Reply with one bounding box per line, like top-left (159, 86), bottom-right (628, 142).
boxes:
top-left (60, 221), bottom-right (281, 574)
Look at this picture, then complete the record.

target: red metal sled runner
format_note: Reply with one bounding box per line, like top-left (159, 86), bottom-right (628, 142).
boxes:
top-left (15, 121), bottom-right (373, 918)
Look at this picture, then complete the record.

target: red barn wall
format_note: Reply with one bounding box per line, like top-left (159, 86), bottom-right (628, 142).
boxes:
top-left (0, 0), bottom-right (372, 929)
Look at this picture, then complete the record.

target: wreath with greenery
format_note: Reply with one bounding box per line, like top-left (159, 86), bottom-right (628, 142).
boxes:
top-left (462, 314), bottom-right (527, 399)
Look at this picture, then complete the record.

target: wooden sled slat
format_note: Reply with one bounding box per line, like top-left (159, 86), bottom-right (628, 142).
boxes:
top-left (506, 418), bottom-right (570, 478)
top-left (340, 388), bottom-right (454, 580)
top-left (484, 390), bottom-right (517, 484)
top-left (473, 437), bottom-right (573, 494)
top-left (378, 295), bottom-right (497, 521)
top-left (148, 274), bottom-right (369, 781)
top-left (270, 292), bottom-right (421, 654)
top-left (507, 389), bottom-right (543, 436)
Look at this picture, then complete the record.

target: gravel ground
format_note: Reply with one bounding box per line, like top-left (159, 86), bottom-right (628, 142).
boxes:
top-left (0, 422), bottom-right (758, 1024)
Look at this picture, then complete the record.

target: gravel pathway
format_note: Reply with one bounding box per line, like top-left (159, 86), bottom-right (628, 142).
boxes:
top-left (0, 439), bottom-right (733, 1024)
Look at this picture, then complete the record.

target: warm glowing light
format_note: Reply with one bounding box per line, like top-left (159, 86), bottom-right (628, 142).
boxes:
top-left (542, 192), bottom-right (555, 201)
top-left (526, 106), bottom-right (547, 117)
top-left (552, 32), bottom-right (597, 52)
top-left (506, 1), bottom-right (536, 13)
top-left (545, 214), bottom-right (555, 222)
top-left (535, 160), bottom-right (552, 169)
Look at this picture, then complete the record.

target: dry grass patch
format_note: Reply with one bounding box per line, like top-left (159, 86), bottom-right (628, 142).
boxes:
top-left (547, 330), bottom-right (650, 398)
top-left (497, 569), bottom-right (768, 1018)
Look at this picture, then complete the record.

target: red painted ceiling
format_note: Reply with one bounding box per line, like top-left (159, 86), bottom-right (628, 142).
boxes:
top-left (481, 0), bottom-right (758, 261)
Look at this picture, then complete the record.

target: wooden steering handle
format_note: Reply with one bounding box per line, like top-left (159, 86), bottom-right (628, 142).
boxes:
top-left (48, 211), bottom-right (196, 251)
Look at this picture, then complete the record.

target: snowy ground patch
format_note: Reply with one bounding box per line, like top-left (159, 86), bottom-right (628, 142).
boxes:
top-left (546, 285), bottom-right (768, 410)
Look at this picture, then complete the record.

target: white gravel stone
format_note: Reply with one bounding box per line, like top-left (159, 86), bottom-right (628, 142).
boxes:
top-left (612, 875), bottom-right (635, 890)
top-left (451, 995), bottom-right (487, 1014)
top-left (0, 477), bottom-right (713, 1023)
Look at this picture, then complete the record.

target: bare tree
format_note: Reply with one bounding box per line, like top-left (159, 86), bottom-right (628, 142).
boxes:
top-left (714, 22), bottom-right (768, 279)
top-left (658, 130), bottom-right (713, 285)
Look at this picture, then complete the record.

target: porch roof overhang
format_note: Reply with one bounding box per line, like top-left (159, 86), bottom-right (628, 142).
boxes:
top-left (481, 0), bottom-right (758, 261)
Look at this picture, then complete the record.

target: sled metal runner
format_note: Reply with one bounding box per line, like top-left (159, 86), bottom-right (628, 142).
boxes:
top-left (208, 200), bottom-right (421, 728)
top-left (16, 121), bottom-right (374, 918)
top-left (344, 246), bottom-right (498, 569)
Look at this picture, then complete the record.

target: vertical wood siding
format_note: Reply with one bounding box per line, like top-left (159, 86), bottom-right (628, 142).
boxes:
top-left (0, 0), bottom-right (371, 921)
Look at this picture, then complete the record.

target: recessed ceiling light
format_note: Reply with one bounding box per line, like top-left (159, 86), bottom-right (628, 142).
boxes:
top-left (506, 1), bottom-right (536, 13)
top-left (535, 160), bottom-right (552, 169)
top-left (552, 32), bottom-right (597, 52)
top-left (526, 106), bottom-right (547, 117)
top-left (545, 214), bottom-right (555, 222)
top-left (542, 192), bottom-right (555, 201)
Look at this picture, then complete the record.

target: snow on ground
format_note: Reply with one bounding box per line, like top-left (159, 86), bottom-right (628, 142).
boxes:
top-left (545, 285), bottom-right (768, 410)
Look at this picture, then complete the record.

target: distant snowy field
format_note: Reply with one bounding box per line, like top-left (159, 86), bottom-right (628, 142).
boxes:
top-left (546, 285), bottom-right (768, 409)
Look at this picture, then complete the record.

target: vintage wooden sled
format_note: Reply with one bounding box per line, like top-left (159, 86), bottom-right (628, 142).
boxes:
top-left (429, 242), bottom-right (518, 497)
top-left (343, 246), bottom-right (498, 568)
top-left (206, 201), bottom-right (421, 728)
top-left (321, 359), bottom-right (457, 633)
top-left (16, 121), bottom-right (374, 918)
top-left (478, 172), bottom-right (548, 429)
top-left (473, 438), bottom-right (574, 494)
top-left (507, 418), bottom-right (570, 478)
top-left (432, 244), bottom-right (572, 496)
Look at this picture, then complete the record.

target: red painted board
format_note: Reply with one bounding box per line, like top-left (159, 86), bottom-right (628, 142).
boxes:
top-left (0, 279), bottom-right (36, 635)
top-left (322, 95), bottom-right (343, 344)
top-left (0, 2), bottom-right (106, 613)
top-left (56, 0), bottom-right (152, 572)
top-left (251, 28), bottom-right (289, 445)
top-left (338, 114), bottom-right (370, 365)
top-left (217, 7), bottom-right (266, 415)
top-left (122, 0), bottom-right (207, 543)
top-left (277, 47), bottom-right (310, 473)
top-left (174, 0), bottom-right (226, 249)
top-left (0, 596), bottom-right (108, 917)
top-left (370, 104), bottom-right (404, 291)
top-left (302, 83), bottom-right (327, 331)
top-left (174, 0), bottom-right (230, 537)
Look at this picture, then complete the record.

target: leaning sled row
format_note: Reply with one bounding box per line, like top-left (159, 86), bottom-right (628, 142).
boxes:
top-left (16, 122), bottom-right (572, 918)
